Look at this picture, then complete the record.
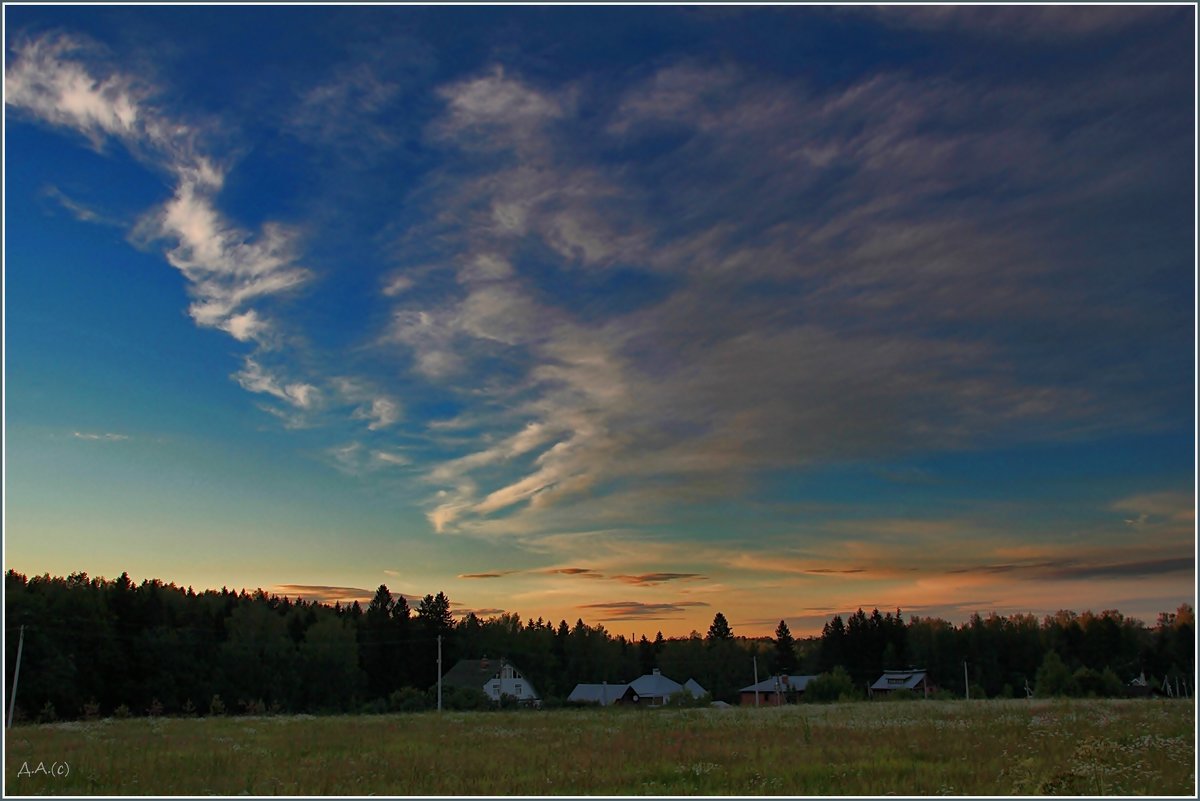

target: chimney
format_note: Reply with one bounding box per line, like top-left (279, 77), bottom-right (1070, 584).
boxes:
top-left (652, 668), bottom-right (661, 676)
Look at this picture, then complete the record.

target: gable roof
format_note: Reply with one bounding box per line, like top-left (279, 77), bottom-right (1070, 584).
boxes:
top-left (739, 674), bottom-right (818, 693)
top-left (568, 683), bottom-right (630, 705)
top-left (629, 670), bottom-right (683, 699)
top-left (870, 669), bottom-right (928, 691)
top-left (440, 659), bottom-right (503, 690)
top-left (683, 678), bottom-right (708, 698)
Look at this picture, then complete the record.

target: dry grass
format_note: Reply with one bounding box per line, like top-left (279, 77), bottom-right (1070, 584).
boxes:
top-left (4, 698), bottom-right (1194, 795)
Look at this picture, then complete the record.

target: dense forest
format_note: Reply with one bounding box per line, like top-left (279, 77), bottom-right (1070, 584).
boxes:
top-left (4, 570), bottom-right (1194, 721)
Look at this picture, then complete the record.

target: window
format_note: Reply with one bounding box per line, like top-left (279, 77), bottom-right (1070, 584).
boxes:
top-left (515, 683), bottom-right (522, 695)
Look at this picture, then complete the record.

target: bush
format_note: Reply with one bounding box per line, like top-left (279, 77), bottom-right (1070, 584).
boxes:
top-left (1035, 651), bottom-right (1072, 697)
top-left (805, 667), bottom-right (857, 703)
top-left (359, 698), bottom-right (388, 715)
top-left (879, 688), bottom-right (917, 702)
top-left (81, 699), bottom-right (101, 721)
top-left (146, 698), bottom-right (164, 717)
top-left (388, 688), bottom-right (433, 713)
top-left (496, 694), bottom-right (523, 710)
top-left (664, 691), bottom-right (711, 709)
top-left (37, 701), bottom-right (57, 723)
top-left (208, 695), bottom-right (225, 716)
top-left (113, 704), bottom-right (131, 719)
top-left (240, 698), bottom-right (267, 716)
top-left (1099, 667), bottom-right (1125, 697)
top-left (1070, 667), bottom-right (1125, 698)
top-left (441, 686), bottom-right (491, 711)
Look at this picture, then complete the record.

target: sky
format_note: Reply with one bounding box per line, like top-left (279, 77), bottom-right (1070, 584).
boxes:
top-left (3, 5), bottom-right (1195, 637)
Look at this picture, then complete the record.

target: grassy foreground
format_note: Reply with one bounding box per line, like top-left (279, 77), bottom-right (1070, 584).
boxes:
top-left (4, 699), bottom-right (1194, 795)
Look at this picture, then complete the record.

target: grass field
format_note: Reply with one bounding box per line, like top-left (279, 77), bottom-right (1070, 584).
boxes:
top-left (4, 699), bottom-right (1194, 795)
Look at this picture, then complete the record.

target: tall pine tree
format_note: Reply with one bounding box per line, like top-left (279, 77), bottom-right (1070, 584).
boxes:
top-left (774, 619), bottom-right (797, 673)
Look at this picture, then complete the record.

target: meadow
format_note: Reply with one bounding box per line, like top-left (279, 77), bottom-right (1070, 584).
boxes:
top-left (4, 698), bottom-right (1194, 795)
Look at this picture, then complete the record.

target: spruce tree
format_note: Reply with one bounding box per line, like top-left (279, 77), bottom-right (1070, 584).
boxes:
top-left (774, 619), bottom-right (797, 673)
top-left (707, 612), bottom-right (733, 641)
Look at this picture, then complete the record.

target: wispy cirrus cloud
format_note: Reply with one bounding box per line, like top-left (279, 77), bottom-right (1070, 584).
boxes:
top-left (272, 584), bottom-right (374, 604)
top-left (6, 32), bottom-right (313, 354)
top-left (72, 431), bottom-right (129, 442)
top-left (290, 63), bottom-right (401, 152)
top-left (862, 6), bottom-right (1165, 42)
top-left (233, 357), bottom-right (320, 410)
top-left (41, 184), bottom-right (120, 226)
top-left (611, 573), bottom-right (706, 586)
top-left (453, 607), bottom-right (507, 618)
top-left (325, 442), bottom-right (410, 476)
top-left (385, 48), bottom-right (1189, 546)
top-left (7, 31), bottom-right (425, 454)
top-left (578, 600), bottom-right (710, 622)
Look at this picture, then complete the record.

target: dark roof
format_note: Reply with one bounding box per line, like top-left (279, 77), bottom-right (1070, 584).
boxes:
top-left (870, 669), bottom-right (928, 691)
top-left (568, 683), bottom-right (630, 705)
top-left (440, 658), bottom-right (503, 690)
top-left (739, 675), bottom-right (818, 693)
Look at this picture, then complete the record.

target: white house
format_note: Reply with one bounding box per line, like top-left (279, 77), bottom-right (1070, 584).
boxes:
top-left (440, 658), bottom-right (539, 703)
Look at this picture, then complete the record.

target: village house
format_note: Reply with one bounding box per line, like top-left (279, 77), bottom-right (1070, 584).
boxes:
top-left (440, 657), bottom-right (540, 703)
top-left (568, 668), bottom-right (707, 706)
top-left (870, 669), bottom-right (932, 697)
top-left (738, 674), bottom-right (818, 705)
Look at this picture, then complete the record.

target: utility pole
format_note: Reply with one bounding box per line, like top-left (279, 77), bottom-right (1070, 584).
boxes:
top-left (7, 625), bottom-right (25, 729)
top-left (437, 634), bottom-right (443, 712)
top-left (963, 661), bottom-right (969, 701)
top-left (753, 655), bottom-right (760, 707)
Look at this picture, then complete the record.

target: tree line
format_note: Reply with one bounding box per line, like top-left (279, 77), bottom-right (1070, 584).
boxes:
top-left (4, 570), bottom-right (1193, 722)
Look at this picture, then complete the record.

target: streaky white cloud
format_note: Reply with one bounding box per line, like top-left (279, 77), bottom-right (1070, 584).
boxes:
top-left (393, 55), bottom-right (1187, 542)
top-left (326, 441), bottom-right (413, 477)
top-left (6, 30), bottom-right (348, 454)
top-left (72, 431), bottom-right (129, 442)
top-left (360, 398), bottom-right (401, 431)
top-left (435, 66), bottom-right (567, 152)
top-left (41, 185), bottom-right (119, 226)
top-left (385, 309), bottom-right (464, 378)
top-left (233, 357), bottom-right (320, 410)
top-left (382, 274), bottom-right (414, 296)
top-left (5, 34), bottom-right (142, 146)
top-left (334, 379), bottom-right (403, 431)
top-left (151, 185), bottom-right (311, 341)
top-left (8, 31), bottom-right (313, 363)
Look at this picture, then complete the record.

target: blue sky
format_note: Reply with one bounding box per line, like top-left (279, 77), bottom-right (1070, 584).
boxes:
top-left (4, 5), bottom-right (1195, 635)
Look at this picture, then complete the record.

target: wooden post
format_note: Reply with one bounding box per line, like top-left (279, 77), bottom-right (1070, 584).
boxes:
top-left (7, 625), bottom-right (25, 729)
